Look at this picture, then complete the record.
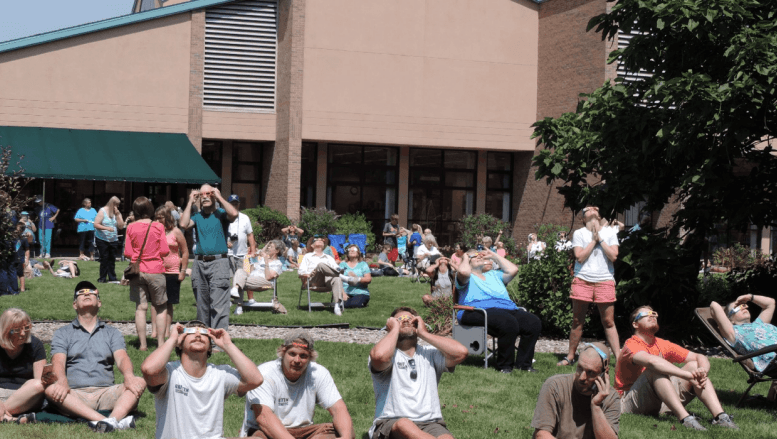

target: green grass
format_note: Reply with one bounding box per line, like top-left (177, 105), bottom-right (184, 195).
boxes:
top-left (7, 261), bottom-right (428, 327)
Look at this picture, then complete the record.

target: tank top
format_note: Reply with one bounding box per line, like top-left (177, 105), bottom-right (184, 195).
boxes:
top-left (162, 230), bottom-right (181, 274)
top-left (94, 207), bottom-right (118, 242)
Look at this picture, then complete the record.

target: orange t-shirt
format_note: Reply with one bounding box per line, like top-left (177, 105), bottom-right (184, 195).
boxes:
top-left (615, 335), bottom-right (690, 394)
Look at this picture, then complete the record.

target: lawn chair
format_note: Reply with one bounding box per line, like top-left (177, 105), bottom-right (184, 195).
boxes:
top-left (243, 278), bottom-right (279, 312)
top-left (347, 234), bottom-right (367, 254)
top-left (298, 277), bottom-right (334, 312)
top-left (695, 307), bottom-right (777, 406)
top-left (327, 234), bottom-right (347, 255)
top-left (452, 305), bottom-right (496, 369)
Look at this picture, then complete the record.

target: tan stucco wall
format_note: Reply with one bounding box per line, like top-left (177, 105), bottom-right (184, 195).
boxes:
top-left (302, 0), bottom-right (539, 150)
top-left (0, 14), bottom-right (192, 133)
top-left (202, 111), bottom-right (276, 141)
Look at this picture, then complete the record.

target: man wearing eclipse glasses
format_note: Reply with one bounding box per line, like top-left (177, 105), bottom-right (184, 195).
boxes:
top-left (367, 307), bottom-right (468, 439)
top-left (46, 281), bottom-right (145, 433)
top-left (615, 306), bottom-right (737, 431)
top-left (141, 320), bottom-right (263, 439)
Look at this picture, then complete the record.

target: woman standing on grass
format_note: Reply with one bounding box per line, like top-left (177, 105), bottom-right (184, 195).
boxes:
top-left (73, 198), bottom-right (97, 261)
top-left (339, 244), bottom-right (372, 308)
top-left (0, 308), bottom-right (47, 424)
top-left (152, 206), bottom-right (188, 340)
top-left (124, 197), bottom-right (170, 351)
top-left (93, 196), bottom-right (124, 283)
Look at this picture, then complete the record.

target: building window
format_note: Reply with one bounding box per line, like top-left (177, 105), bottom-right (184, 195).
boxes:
top-left (486, 152), bottom-right (513, 223)
top-left (408, 148), bottom-right (476, 246)
top-left (326, 144), bottom-right (398, 238)
top-left (300, 143), bottom-right (317, 208)
top-left (201, 140), bottom-right (223, 178)
top-left (232, 142), bottom-right (263, 208)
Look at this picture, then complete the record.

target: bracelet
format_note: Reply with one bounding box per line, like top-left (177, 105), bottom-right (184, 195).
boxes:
top-left (751, 294), bottom-right (755, 302)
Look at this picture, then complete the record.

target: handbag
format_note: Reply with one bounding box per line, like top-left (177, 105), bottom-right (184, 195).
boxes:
top-left (124, 222), bottom-right (152, 281)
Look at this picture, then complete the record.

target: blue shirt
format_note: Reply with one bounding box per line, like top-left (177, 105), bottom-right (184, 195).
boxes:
top-left (74, 208), bottom-right (97, 232)
top-left (94, 208), bottom-right (118, 242)
top-left (730, 318), bottom-right (777, 372)
top-left (50, 318), bottom-right (126, 389)
top-left (408, 233), bottom-right (422, 254)
top-left (192, 208), bottom-right (230, 255)
top-left (35, 204), bottom-right (58, 230)
top-left (339, 261), bottom-right (371, 296)
top-left (455, 269), bottom-right (518, 321)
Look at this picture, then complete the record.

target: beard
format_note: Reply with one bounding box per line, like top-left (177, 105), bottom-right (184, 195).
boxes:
top-left (642, 321), bottom-right (659, 336)
top-left (398, 326), bottom-right (417, 341)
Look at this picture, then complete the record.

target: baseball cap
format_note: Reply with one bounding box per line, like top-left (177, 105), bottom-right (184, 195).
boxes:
top-left (282, 329), bottom-right (315, 351)
top-left (20, 211), bottom-right (28, 216)
top-left (74, 280), bottom-right (99, 300)
top-left (227, 194), bottom-right (240, 203)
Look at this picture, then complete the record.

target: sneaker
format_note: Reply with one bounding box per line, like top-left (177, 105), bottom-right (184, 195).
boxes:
top-left (247, 299), bottom-right (257, 305)
top-left (89, 417), bottom-right (119, 433)
top-left (234, 306), bottom-right (243, 315)
top-left (117, 415), bottom-right (136, 430)
top-left (711, 413), bottom-right (738, 430)
top-left (230, 287), bottom-right (240, 299)
top-left (107, 281), bottom-right (121, 284)
top-left (681, 415), bottom-right (707, 431)
top-left (334, 303), bottom-right (342, 316)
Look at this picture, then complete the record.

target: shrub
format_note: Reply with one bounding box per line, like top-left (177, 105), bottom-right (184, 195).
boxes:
top-left (422, 296), bottom-right (455, 336)
top-left (298, 207), bottom-right (339, 243)
top-left (241, 206), bottom-right (290, 245)
top-left (457, 213), bottom-right (517, 255)
top-left (335, 212), bottom-right (375, 248)
top-left (727, 256), bottom-right (777, 298)
top-left (713, 243), bottom-right (756, 269)
top-left (0, 146), bottom-right (33, 265)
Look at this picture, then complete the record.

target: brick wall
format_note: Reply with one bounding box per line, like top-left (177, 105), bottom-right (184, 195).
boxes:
top-left (187, 11), bottom-right (205, 153)
top-left (512, 0), bottom-right (609, 244)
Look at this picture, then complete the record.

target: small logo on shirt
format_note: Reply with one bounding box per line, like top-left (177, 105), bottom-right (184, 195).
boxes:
top-left (277, 397), bottom-right (289, 406)
top-left (175, 384), bottom-right (189, 396)
top-left (397, 362), bottom-right (408, 369)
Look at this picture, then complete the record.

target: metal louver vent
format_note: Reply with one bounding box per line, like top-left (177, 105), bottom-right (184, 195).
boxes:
top-left (616, 27), bottom-right (652, 86)
top-left (204, 0), bottom-right (277, 111)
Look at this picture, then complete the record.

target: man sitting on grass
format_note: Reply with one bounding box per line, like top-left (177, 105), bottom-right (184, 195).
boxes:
top-left (368, 307), bottom-right (468, 439)
top-left (615, 305), bottom-right (737, 431)
top-left (141, 320), bottom-right (263, 439)
top-left (532, 342), bottom-right (619, 439)
top-left (46, 281), bottom-right (145, 433)
top-left (240, 329), bottom-right (354, 438)
top-left (298, 235), bottom-right (348, 316)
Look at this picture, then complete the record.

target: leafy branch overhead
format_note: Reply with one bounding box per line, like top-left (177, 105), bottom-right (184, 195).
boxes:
top-left (532, 0), bottom-right (777, 236)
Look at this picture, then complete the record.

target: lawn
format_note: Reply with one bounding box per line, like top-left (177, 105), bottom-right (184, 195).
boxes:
top-left (2, 261), bottom-right (776, 438)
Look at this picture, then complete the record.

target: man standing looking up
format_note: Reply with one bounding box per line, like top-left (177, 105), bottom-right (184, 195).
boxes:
top-left (141, 320), bottom-right (263, 439)
top-left (179, 184), bottom-right (238, 329)
top-left (368, 307), bottom-right (468, 439)
top-left (559, 206), bottom-right (620, 367)
top-left (240, 329), bottom-right (354, 438)
top-left (226, 194), bottom-right (256, 277)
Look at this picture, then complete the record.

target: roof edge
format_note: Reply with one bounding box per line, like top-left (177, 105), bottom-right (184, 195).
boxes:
top-left (0, 0), bottom-right (235, 55)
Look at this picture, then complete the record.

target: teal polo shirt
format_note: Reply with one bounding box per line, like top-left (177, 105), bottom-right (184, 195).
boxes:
top-left (192, 208), bottom-right (230, 255)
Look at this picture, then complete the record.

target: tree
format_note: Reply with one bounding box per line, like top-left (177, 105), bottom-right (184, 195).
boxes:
top-left (531, 0), bottom-right (777, 338)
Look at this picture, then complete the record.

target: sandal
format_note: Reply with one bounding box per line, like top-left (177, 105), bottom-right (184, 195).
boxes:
top-left (556, 356), bottom-right (577, 367)
top-left (15, 412), bottom-right (36, 424)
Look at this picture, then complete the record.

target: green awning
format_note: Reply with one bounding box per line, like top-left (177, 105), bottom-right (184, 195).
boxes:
top-left (0, 126), bottom-right (220, 184)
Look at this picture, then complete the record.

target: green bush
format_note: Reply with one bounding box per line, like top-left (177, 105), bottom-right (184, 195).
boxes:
top-left (457, 213), bottom-right (517, 255)
top-left (727, 256), bottom-right (777, 298)
top-left (335, 212), bottom-right (375, 248)
top-left (508, 245), bottom-right (580, 337)
top-left (298, 207), bottom-right (339, 244)
top-left (713, 243), bottom-right (756, 269)
top-left (241, 206), bottom-right (291, 245)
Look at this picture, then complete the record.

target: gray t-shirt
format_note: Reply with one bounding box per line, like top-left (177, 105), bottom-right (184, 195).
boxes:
top-left (151, 361), bottom-right (241, 439)
top-left (241, 359), bottom-right (342, 435)
top-left (50, 319), bottom-right (126, 389)
top-left (531, 374), bottom-right (620, 439)
top-left (431, 269), bottom-right (453, 298)
top-left (368, 345), bottom-right (451, 438)
top-left (572, 227), bottom-right (618, 283)
top-left (383, 222), bottom-right (398, 247)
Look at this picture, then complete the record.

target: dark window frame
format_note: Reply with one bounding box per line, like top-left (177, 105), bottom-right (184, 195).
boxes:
top-left (485, 151), bottom-right (514, 223)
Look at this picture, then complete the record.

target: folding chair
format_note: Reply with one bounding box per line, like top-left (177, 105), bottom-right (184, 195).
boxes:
top-left (452, 305), bottom-right (496, 369)
top-left (695, 307), bottom-right (777, 406)
top-left (298, 277), bottom-right (334, 312)
top-left (242, 278), bottom-right (278, 312)
top-left (327, 234), bottom-right (347, 255)
top-left (347, 234), bottom-right (367, 254)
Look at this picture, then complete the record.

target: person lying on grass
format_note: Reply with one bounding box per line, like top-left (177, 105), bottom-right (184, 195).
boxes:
top-left (141, 320), bottom-right (263, 439)
top-left (615, 305), bottom-right (737, 431)
top-left (368, 306), bottom-right (468, 439)
top-left (532, 342), bottom-right (620, 439)
top-left (39, 259), bottom-right (79, 278)
top-left (46, 281), bottom-right (144, 433)
top-left (239, 329), bottom-right (354, 438)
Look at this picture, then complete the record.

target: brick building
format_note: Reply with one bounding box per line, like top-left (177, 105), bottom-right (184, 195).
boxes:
top-left (0, 0), bottom-right (629, 248)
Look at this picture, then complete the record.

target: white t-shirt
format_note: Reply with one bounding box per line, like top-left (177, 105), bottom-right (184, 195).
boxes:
top-left (249, 258), bottom-right (283, 279)
top-left (298, 252), bottom-right (338, 276)
top-left (571, 227), bottom-right (619, 282)
top-left (286, 247), bottom-right (299, 262)
top-left (152, 361), bottom-right (241, 439)
top-left (228, 212), bottom-right (254, 257)
top-left (368, 345), bottom-right (451, 438)
top-left (240, 359), bottom-right (342, 436)
top-left (414, 244), bottom-right (441, 260)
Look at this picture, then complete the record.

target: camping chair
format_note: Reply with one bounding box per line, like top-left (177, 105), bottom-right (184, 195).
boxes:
top-left (452, 305), bottom-right (496, 369)
top-left (298, 276), bottom-right (335, 312)
top-left (327, 234), bottom-right (347, 255)
top-left (347, 234), bottom-right (367, 254)
top-left (242, 278), bottom-right (278, 312)
top-left (695, 307), bottom-right (777, 406)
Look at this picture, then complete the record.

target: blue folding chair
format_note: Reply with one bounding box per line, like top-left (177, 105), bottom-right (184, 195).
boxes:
top-left (347, 234), bottom-right (367, 254)
top-left (327, 234), bottom-right (347, 254)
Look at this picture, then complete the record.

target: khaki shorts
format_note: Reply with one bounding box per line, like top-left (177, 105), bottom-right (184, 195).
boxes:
top-left (130, 272), bottom-right (167, 306)
top-left (70, 385), bottom-right (127, 412)
top-left (248, 423), bottom-right (337, 438)
top-left (621, 370), bottom-right (695, 416)
top-left (372, 419), bottom-right (451, 439)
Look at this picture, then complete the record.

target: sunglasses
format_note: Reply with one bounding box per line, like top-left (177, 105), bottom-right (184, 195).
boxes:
top-left (9, 324), bottom-right (32, 336)
top-left (408, 358), bottom-right (417, 380)
top-left (396, 315), bottom-right (414, 323)
top-left (76, 289), bottom-right (99, 298)
top-left (633, 310), bottom-right (658, 323)
top-left (728, 304), bottom-right (748, 318)
top-left (183, 327), bottom-right (210, 335)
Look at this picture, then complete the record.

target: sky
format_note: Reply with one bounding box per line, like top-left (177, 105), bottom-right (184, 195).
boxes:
top-left (0, 0), bottom-right (133, 43)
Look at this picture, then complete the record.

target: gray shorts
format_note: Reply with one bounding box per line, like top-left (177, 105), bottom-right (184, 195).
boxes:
top-left (372, 419), bottom-right (450, 439)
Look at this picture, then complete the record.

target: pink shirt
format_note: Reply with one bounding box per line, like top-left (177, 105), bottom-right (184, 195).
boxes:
top-left (162, 230), bottom-right (181, 274)
top-left (124, 221), bottom-right (170, 274)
